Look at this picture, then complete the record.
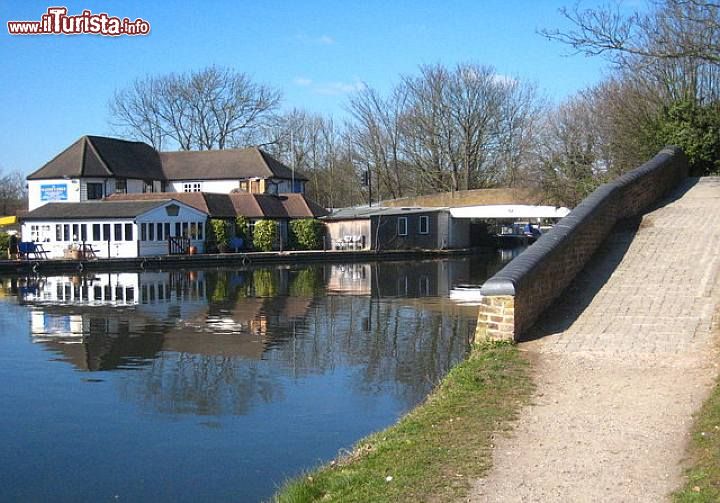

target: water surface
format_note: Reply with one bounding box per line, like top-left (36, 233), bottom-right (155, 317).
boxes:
top-left (0, 255), bottom-right (506, 502)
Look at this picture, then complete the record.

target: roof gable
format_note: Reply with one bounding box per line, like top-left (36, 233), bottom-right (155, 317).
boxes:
top-left (27, 136), bottom-right (164, 181)
top-left (87, 136), bottom-right (164, 180)
top-left (27, 137), bottom-right (109, 180)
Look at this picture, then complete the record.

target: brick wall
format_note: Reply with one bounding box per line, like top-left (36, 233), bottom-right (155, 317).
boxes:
top-left (475, 147), bottom-right (689, 342)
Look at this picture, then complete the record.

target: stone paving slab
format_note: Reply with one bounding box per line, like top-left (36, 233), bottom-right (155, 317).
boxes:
top-left (468, 177), bottom-right (720, 502)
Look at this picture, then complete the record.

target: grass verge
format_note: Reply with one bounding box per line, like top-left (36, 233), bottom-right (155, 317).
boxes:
top-left (273, 341), bottom-right (533, 503)
top-left (674, 373), bottom-right (720, 502)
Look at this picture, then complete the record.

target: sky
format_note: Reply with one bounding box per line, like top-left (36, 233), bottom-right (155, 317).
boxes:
top-left (0, 0), bottom-right (629, 176)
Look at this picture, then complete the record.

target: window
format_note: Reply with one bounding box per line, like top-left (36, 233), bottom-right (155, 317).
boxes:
top-left (72, 224), bottom-right (79, 241)
top-left (63, 224), bottom-right (70, 242)
top-left (92, 224), bottom-right (101, 241)
top-left (124, 224), bottom-right (133, 241)
top-left (141, 223), bottom-right (147, 241)
top-left (418, 215), bottom-right (429, 234)
top-left (39, 225), bottom-right (51, 242)
top-left (114, 223), bottom-right (122, 241)
top-left (182, 222), bottom-right (189, 237)
top-left (197, 222), bottom-right (204, 240)
top-left (148, 223), bottom-right (155, 241)
top-left (156, 223), bottom-right (164, 241)
top-left (30, 225), bottom-right (40, 242)
top-left (80, 224), bottom-right (88, 241)
top-left (56, 225), bottom-right (62, 241)
top-left (397, 217), bottom-right (408, 236)
top-left (183, 182), bottom-right (202, 192)
top-left (175, 223), bottom-right (181, 237)
top-left (103, 223), bottom-right (111, 241)
top-left (115, 179), bottom-right (127, 193)
top-left (143, 181), bottom-right (154, 193)
top-left (190, 222), bottom-right (197, 240)
top-left (86, 183), bottom-right (104, 200)
top-left (164, 223), bottom-right (170, 239)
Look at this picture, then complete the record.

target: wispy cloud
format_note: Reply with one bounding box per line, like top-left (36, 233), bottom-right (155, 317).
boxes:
top-left (295, 33), bottom-right (336, 45)
top-left (293, 77), bottom-right (313, 86)
top-left (293, 76), bottom-right (365, 96)
top-left (314, 80), bottom-right (365, 96)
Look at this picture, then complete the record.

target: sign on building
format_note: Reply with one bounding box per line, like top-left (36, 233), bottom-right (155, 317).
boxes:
top-left (40, 184), bottom-right (68, 202)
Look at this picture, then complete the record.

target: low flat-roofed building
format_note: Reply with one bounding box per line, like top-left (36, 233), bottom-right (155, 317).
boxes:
top-left (323, 206), bottom-right (470, 251)
top-left (21, 199), bottom-right (208, 258)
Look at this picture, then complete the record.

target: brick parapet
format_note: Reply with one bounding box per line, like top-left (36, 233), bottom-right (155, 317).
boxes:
top-left (475, 147), bottom-right (689, 342)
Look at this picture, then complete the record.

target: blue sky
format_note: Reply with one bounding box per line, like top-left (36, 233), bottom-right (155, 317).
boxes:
top-left (0, 1), bottom-right (627, 175)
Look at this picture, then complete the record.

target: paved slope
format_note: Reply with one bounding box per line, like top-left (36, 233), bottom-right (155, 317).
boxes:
top-left (469, 177), bottom-right (720, 502)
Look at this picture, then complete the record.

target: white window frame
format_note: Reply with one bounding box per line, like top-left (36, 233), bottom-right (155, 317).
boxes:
top-left (397, 217), bottom-right (408, 236)
top-left (183, 182), bottom-right (202, 193)
top-left (30, 225), bottom-right (40, 242)
top-left (418, 215), bottom-right (429, 234)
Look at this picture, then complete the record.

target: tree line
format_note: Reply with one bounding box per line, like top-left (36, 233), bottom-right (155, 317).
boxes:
top-left (110, 0), bottom-right (719, 209)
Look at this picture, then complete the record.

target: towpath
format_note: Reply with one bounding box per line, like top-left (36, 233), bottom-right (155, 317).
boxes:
top-left (469, 177), bottom-right (720, 502)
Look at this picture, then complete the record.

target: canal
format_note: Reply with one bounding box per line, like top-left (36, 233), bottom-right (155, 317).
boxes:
top-left (0, 254), bottom-right (512, 502)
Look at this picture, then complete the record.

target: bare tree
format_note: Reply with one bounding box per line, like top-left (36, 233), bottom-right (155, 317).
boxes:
top-left (543, 1), bottom-right (719, 64)
top-left (540, 1), bottom-right (720, 181)
top-left (348, 85), bottom-right (408, 199)
top-left (109, 76), bottom-right (166, 149)
top-left (0, 169), bottom-right (28, 215)
top-left (262, 110), bottom-right (364, 208)
top-left (400, 63), bottom-right (543, 193)
top-left (536, 95), bottom-right (606, 206)
top-left (110, 66), bottom-right (281, 150)
top-left (542, 0), bottom-right (720, 103)
top-left (493, 80), bottom-right (546, 187)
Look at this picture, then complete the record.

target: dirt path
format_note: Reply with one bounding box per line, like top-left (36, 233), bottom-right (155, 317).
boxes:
top-left (468, 177), bottom-right (720, 502)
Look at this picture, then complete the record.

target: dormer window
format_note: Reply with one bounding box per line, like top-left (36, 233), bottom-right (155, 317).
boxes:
top-left (183, 182), bottom-right (202, 192)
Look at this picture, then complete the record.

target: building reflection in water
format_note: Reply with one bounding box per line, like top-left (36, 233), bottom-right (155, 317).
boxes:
top-left (15, 256), bottom-right (505, 416)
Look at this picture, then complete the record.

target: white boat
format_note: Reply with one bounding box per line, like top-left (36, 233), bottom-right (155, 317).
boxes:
top-left (449, 285), bottom-right (484, 303)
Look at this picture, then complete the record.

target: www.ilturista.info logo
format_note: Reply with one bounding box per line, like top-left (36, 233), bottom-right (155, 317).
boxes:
top-left (7, 7), bottom-right (150, 36)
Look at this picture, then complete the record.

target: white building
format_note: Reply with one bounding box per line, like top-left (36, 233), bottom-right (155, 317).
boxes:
top-left (21, 199), bottom-right (208, 258)
top-left (26, 136), bottom-right (307, 211)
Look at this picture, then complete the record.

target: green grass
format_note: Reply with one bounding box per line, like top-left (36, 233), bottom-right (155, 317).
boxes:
top-left (273, 341), bottom-right (533, 503)
top-left (674, 373), bottom-right (720, 502)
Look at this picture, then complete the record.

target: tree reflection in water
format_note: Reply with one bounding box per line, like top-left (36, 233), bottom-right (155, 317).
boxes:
top-left (20, 262), bottom-right (483, 417)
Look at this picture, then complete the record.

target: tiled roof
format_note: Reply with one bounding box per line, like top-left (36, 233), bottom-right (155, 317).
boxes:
top-left (27, 136), bottom-right (308, 183)
top-left (106, 192), bottom-right (328, 219)
top-left (27, 136), bottom-right (164, 181)
top-left (159, 147), bottom-right (308, 181)
top-left (23, 200), bottom-right (173, 220)
top-left (106, 192), bottom-right (210, 214)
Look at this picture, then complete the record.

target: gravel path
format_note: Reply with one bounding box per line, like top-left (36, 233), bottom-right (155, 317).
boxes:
top-left (468, 177), bottom-right (720, 503)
